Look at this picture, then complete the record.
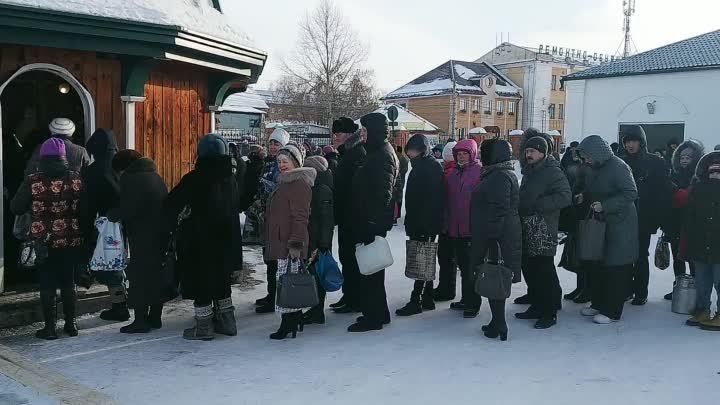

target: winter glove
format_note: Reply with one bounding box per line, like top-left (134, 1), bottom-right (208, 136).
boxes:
top-left (289, 247), bottom-right (301, 260)
top-left (591, 201), bottom-right (603, 213)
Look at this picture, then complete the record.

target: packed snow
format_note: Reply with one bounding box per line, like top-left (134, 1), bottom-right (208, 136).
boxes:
top-left (0, 219), bottom-right (716, 405)
top-left (495, 84), bottom-right (521, 96)
top-left (2, 0), bottom-right (258, 49)
top-left (453, 63), bottom-right (478, 80)
top-left (221, 89), bottom-right (270, 114)
top-left (384, 78), bottom-right (482, 99)
top-left (356, 104), bottom-right (440, 132)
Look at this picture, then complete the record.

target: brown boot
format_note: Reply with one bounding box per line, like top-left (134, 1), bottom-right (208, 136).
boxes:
top-left (686, 309), bottom-right (712, 326)
top-left (699, 313), bottom-right (720, 331)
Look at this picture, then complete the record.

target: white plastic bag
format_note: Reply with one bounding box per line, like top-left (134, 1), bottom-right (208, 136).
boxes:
top-left (356, 236), bottom-right (394, 276)
top-left (89, 217), bottom-right (128, 272)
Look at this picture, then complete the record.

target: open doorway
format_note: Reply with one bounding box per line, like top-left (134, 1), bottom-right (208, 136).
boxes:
top-left (1, 64), bottom-right (94, 294)
top-left (618, 123), bottom-right (686, 156)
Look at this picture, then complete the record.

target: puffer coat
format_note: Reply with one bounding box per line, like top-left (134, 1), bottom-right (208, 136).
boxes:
top-left (684, 151), bottom-right (720, 264)
top-left (444, 139), bottom-right (482, 238)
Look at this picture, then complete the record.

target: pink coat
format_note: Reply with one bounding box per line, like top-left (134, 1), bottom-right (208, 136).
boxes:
top-left (444, 139), bottom-right (482, 238)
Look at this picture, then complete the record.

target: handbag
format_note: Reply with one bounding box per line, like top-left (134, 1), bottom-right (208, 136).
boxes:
top-left (559, 233), bottom-right (581, 273)
top-left (356, 236), bottom-right (394, 276)
top-left (474, 243), bottom-right (513, 300)
top-left (161, 234), bottom-right (181, 302)
top-left (314, 250), bottom-right (343, 292)
top-left (577, 211), bottom-right (606, 262)
top-left (18, 241), bottom-right (37, 269)
top-left (654, 232), bottom-right (671, 271)
top-left (276, 259), bottom-right (319, 309)
top-left (89, 217), bottom-right (128, 272)
top-left (405, 240), bottom-right (438, 281)
top-left (521, 214), bottom-right (556, 257)
top-left (13, 213), bottom-right (32, 240)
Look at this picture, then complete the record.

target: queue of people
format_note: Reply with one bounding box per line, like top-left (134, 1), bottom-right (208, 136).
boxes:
top-left (8, 113), bottom-right (720, 343)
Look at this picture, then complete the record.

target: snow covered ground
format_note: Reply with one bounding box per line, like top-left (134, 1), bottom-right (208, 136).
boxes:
top-left (0, 225), bottom-right (717, 405)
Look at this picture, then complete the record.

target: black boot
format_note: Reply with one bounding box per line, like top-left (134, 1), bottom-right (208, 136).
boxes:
top-left (255, 294), bottom-right (272, 306)
top-left (60, 287), bottom-right (78, 337)
top-left (36, 290), bottom-right (58, 340)
top-left (302, 306), bottom-right (326, 325)
top-left (564, 288), bottom-right (582, 301)
top-left (513, 294), bottom-right (531, 305)
top-left (483, 322), bottom-right (508, 341)
top-left (100, 302), bottom-right (131, 322)
top-left (534, 315), bottom-right (557, 329)
top-left (148, 304), bottom-right (163, 329)
top-left (396, 288), bottom-right (422, 317)
top-left (484, 299), bottom-right (508, 340)
top-left (270, 313), bottom-right (299, 340)
top-left (421, 282), bottom-right (436, 311)
top-left (329, 296), bottom-right (346, 308)
top-left (120, 304), bottom-right (151, 334)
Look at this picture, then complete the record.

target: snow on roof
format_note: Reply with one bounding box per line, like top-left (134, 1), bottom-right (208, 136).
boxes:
top-left (495, 84), bottom-right (521, 97)
top-left (453, 63), bottom-right (477, 80)
top-left (354, 104), bottom-right (440, 132)
top-left (221, 88), bottom-right (269, 114)
top-left (469, 127), bottom-right (487, 134)
top-left (3, 0), bottom-right (258, 50)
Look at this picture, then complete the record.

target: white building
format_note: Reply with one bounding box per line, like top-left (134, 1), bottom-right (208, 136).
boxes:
top-left (564, 30), bottom-right (720, 152)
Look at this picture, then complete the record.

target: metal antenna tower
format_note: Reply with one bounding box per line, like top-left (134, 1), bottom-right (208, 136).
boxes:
top-left (622, 0), bottom-right (636, 57)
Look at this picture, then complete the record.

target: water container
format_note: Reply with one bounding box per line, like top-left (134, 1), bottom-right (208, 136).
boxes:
top-left (671, 275), bottom-right (697, 315)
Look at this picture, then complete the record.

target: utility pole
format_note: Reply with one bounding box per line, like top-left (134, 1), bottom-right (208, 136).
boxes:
top-left (622, 0), bottom-right (636, 58)
top-left (449, 60), bottom-right (457, 139)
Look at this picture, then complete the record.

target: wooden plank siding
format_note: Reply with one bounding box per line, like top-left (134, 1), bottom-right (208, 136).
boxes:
top-left (134, 63), bottom-right (211, 188)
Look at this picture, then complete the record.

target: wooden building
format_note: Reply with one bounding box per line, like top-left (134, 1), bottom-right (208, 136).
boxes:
top-left (0, 0), bottom-right (266, 293)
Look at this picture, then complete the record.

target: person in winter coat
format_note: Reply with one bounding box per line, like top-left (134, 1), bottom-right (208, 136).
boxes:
top-left (322, 145), bottom-right (339, 173)
top-left (518, 128), bottom-right (556, 170)
top-left (347, 112), bottom-right (399, 332)
top-left (445, 139), bottom-right (483, 318)
top-left (265, 144), bottom-right (315, 339)
top-left (514, 137), bottom-right (571, 329)
top-left (620, 125), bottom-right (673, 305)
top-left (471, 139), bottom-right (521, 341)
top-left (255, 128), bottom-right (291, 313)
top-left (433, 141), bottom-right (459, 301)
top-left (684, 151), bottom-right (720, 330)
top-left (240, 145), bottom-right (266, 212)
top-left (166, 134), bottom-right (240, 341)
top-left (108, 151), bottom-right (169, 333)
top-left (12, 138), bottom-right (85, 340)
top-left (577, 135), bottom-right (639, 324)
top-left (664, 140), bottom-right (704, 300)
top-left (331, 117), bottom-right (365, 313)
top-left (84, 129), bottom-right (130, 322)
top-left (302, 156), bottom-right (335, 325)
top-left (395, 134), bottom-right (445, 317)
top-left (393, 146), bottom-right (410, 223)
top-left (25, 118), bottom-right (90, 176)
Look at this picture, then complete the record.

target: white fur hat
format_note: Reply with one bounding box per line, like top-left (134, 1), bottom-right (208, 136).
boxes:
top-left (48, 117), bottom-right (76, 136)
top-left (269, 128), bottom-right (290, 147)
top-left (442, 141), bottom-right (457, 162)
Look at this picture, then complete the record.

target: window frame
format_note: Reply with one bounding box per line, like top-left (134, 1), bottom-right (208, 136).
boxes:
top-left (483, 98), bottom-right (492, 115)
top-left (496, 100), bottom-right (504, 115)
top-left (548, 103), bottom-right (556, 120)
top-left (551, 75), bottom-right (558, 91)
top-left (508, 101), bottom-right (515, 115)
top-left (558, 103), bottom-right (565, 120)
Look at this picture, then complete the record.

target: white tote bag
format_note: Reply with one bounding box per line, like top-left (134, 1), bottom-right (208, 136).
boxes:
top-left (356, 236), bottom-right (394, 276)
top-left (89, 217), bottom-right (128, 272)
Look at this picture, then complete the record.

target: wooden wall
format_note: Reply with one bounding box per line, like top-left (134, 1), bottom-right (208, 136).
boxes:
top-left (135, 63), bottom-right (211, 188)
top-left (0, 44), bottom-right (124, 146)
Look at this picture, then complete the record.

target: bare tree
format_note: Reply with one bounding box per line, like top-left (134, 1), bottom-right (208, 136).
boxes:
top-left (278, 0), bottom-right (379, 126)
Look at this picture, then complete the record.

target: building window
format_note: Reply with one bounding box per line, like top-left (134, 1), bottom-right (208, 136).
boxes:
top-left (548, 103), bottom-right (556, 119)
top-left (472, 99), bottom-right (480, 113)
top-left (459, 98), bottom-right (467, 112)
top-left (551, 75), bottom-right (558, 91)
top-left (457, 128), bottom-right (466, 138)
top-left (496, 100), bottom-right (504, 115)
top-left (483, 99), bottom-right (492, 114)
top-left (558, 104), bottom-right (565, 119)
top-left (508, 101), bottom-right (515, 115)
top-left (559, 79), bottom-right (565, 91)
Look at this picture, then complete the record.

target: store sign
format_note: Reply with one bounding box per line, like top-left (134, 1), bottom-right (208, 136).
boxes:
top-left (538, 44), bottom-right (618, 64)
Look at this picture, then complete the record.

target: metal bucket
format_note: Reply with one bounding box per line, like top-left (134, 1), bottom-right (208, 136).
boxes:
top-left (671, 275), bottom-right (697, 315)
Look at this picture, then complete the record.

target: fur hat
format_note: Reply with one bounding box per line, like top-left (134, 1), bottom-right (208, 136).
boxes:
top-left (332, 117), bottom-right (358, 134)
top-left (48, 118), bottom-right (75, 137)
top-left (278, 144), bottom-right (304, 168)
top-left (40, 138), bottom-right (66, 157)
top-left (269, 128), bottom-right (290, 146)
top-left (442, 142), bottom-right (457, 162)
top-left (304, 155), bottom-right (329, 172)
top-left (198, 134), bottom-right (229, 158)
top-left (525, 136), bottom-right (548, 155)
top-left (360, 113), bottom-right (388, 135)
top-left (112, 149), bottom-right (143, 172)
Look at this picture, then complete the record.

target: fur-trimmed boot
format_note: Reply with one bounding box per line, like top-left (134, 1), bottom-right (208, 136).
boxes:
top-left (213, 297), bottom-right (237, 336)
top-left (183, 304), bottom-right (215, 341)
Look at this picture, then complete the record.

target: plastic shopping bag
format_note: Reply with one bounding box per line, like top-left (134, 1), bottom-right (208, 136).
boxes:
top-left (89, 217), bottom-right (128, 271)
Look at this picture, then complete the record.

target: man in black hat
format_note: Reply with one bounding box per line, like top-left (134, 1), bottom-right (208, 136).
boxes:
top-left (347, 112), bottom-right (399, 332)
top-left (331, 117), bottom-right (365, 313)
top-left (620, 125), bottom-right (673, 305)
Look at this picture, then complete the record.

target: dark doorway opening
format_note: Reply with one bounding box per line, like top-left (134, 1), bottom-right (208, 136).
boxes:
top-left (618, 123), bottom-right (685, 156)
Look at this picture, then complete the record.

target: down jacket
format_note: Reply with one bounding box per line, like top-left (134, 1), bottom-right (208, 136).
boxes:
top-left (404, 140), bottom-right (445, 239)
top-left (265, 167), bottom-right (315, 260)
top-left (334, 133), bottom-right (366, 228)
top-left (684, 151), bottom-right (720, 264)
top-left (578, 135), bottom-right (639, 267)
top-left (308, 168), bottom-right (334, 253)
top-left (666, 139), bottom-right (705, 241)
top-left (445, 139), bottom-right (482, 238)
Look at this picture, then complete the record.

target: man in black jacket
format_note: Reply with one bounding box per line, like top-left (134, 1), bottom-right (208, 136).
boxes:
top-left (621, 125), bottom-right (673, 305)
top-left (395, 134), bottom-right (444, 317)
top-left (347, 113), bottom-right (399, 332)
top-left (331, 117), bottom-right (365, 313)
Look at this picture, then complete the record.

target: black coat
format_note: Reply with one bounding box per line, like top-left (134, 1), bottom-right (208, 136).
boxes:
top-left (165, 156), bottom-right (240, 300)
top-left (240, 155), bottom-right (264, 212)
top-left (85, 129), bottom-right (120, 219)
top-left (334, 134), bottom-right (366, 228)
top-left (325, 152), bottom-right (339, 174)
top-left (685, 151), bottom-right (720, 264)
top-left (308, 169), bottom-right (334, 253)
top-left (404, 154), bottom-right (444, 239)
top-left (108, 158), bottom-right (169, 306)
top-left (393, 152), bottom-right (410, 204)
top-left (351, 136), bottom-right (399, 244)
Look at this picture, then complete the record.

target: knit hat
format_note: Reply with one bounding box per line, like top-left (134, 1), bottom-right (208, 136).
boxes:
top-left (198, 134), bottom-right (229, 158)
top-left (570, 141), bottom-right (580, 148)
top-left (278, 144), bottom-right (304, 168)
top-left (332, 117), bottom-right (358, 134)
top-left (112, 149), bottom-right (143, 172)
top-left (525, 136), bottom-right (548, 155)
top-left (304, 155), bottom-right (329, 172)
top-left (48, 117), bottom-right (75, 137)
top-left (269, 128), bottom-right (290, 146)
top-left (39, 138), bottom-right (66, 157)
top-left (322, 145), bottom-right (336, 155)
top-left (360, 112), bottom-right (388, 135)
top-left (442, 141), bottom-right (457, 162)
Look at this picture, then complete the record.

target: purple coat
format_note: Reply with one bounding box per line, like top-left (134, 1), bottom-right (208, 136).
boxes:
top-left (444, 139), bottom-right (482, 238)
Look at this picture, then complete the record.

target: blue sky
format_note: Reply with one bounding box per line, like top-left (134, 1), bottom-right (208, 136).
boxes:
top-left (225, 0), bottom-right (719, 93)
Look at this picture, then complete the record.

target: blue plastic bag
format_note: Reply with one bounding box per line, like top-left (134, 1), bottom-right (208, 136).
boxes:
top-left (315, 250), bottom-right (343, 292)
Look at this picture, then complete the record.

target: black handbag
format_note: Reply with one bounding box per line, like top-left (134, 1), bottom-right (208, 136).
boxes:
top-left (276, 259), bottom-right (319, 309)
top-left (474, 243), bottom-right (513, 300)
top-left (161, 234), bottom-right (180, 303)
